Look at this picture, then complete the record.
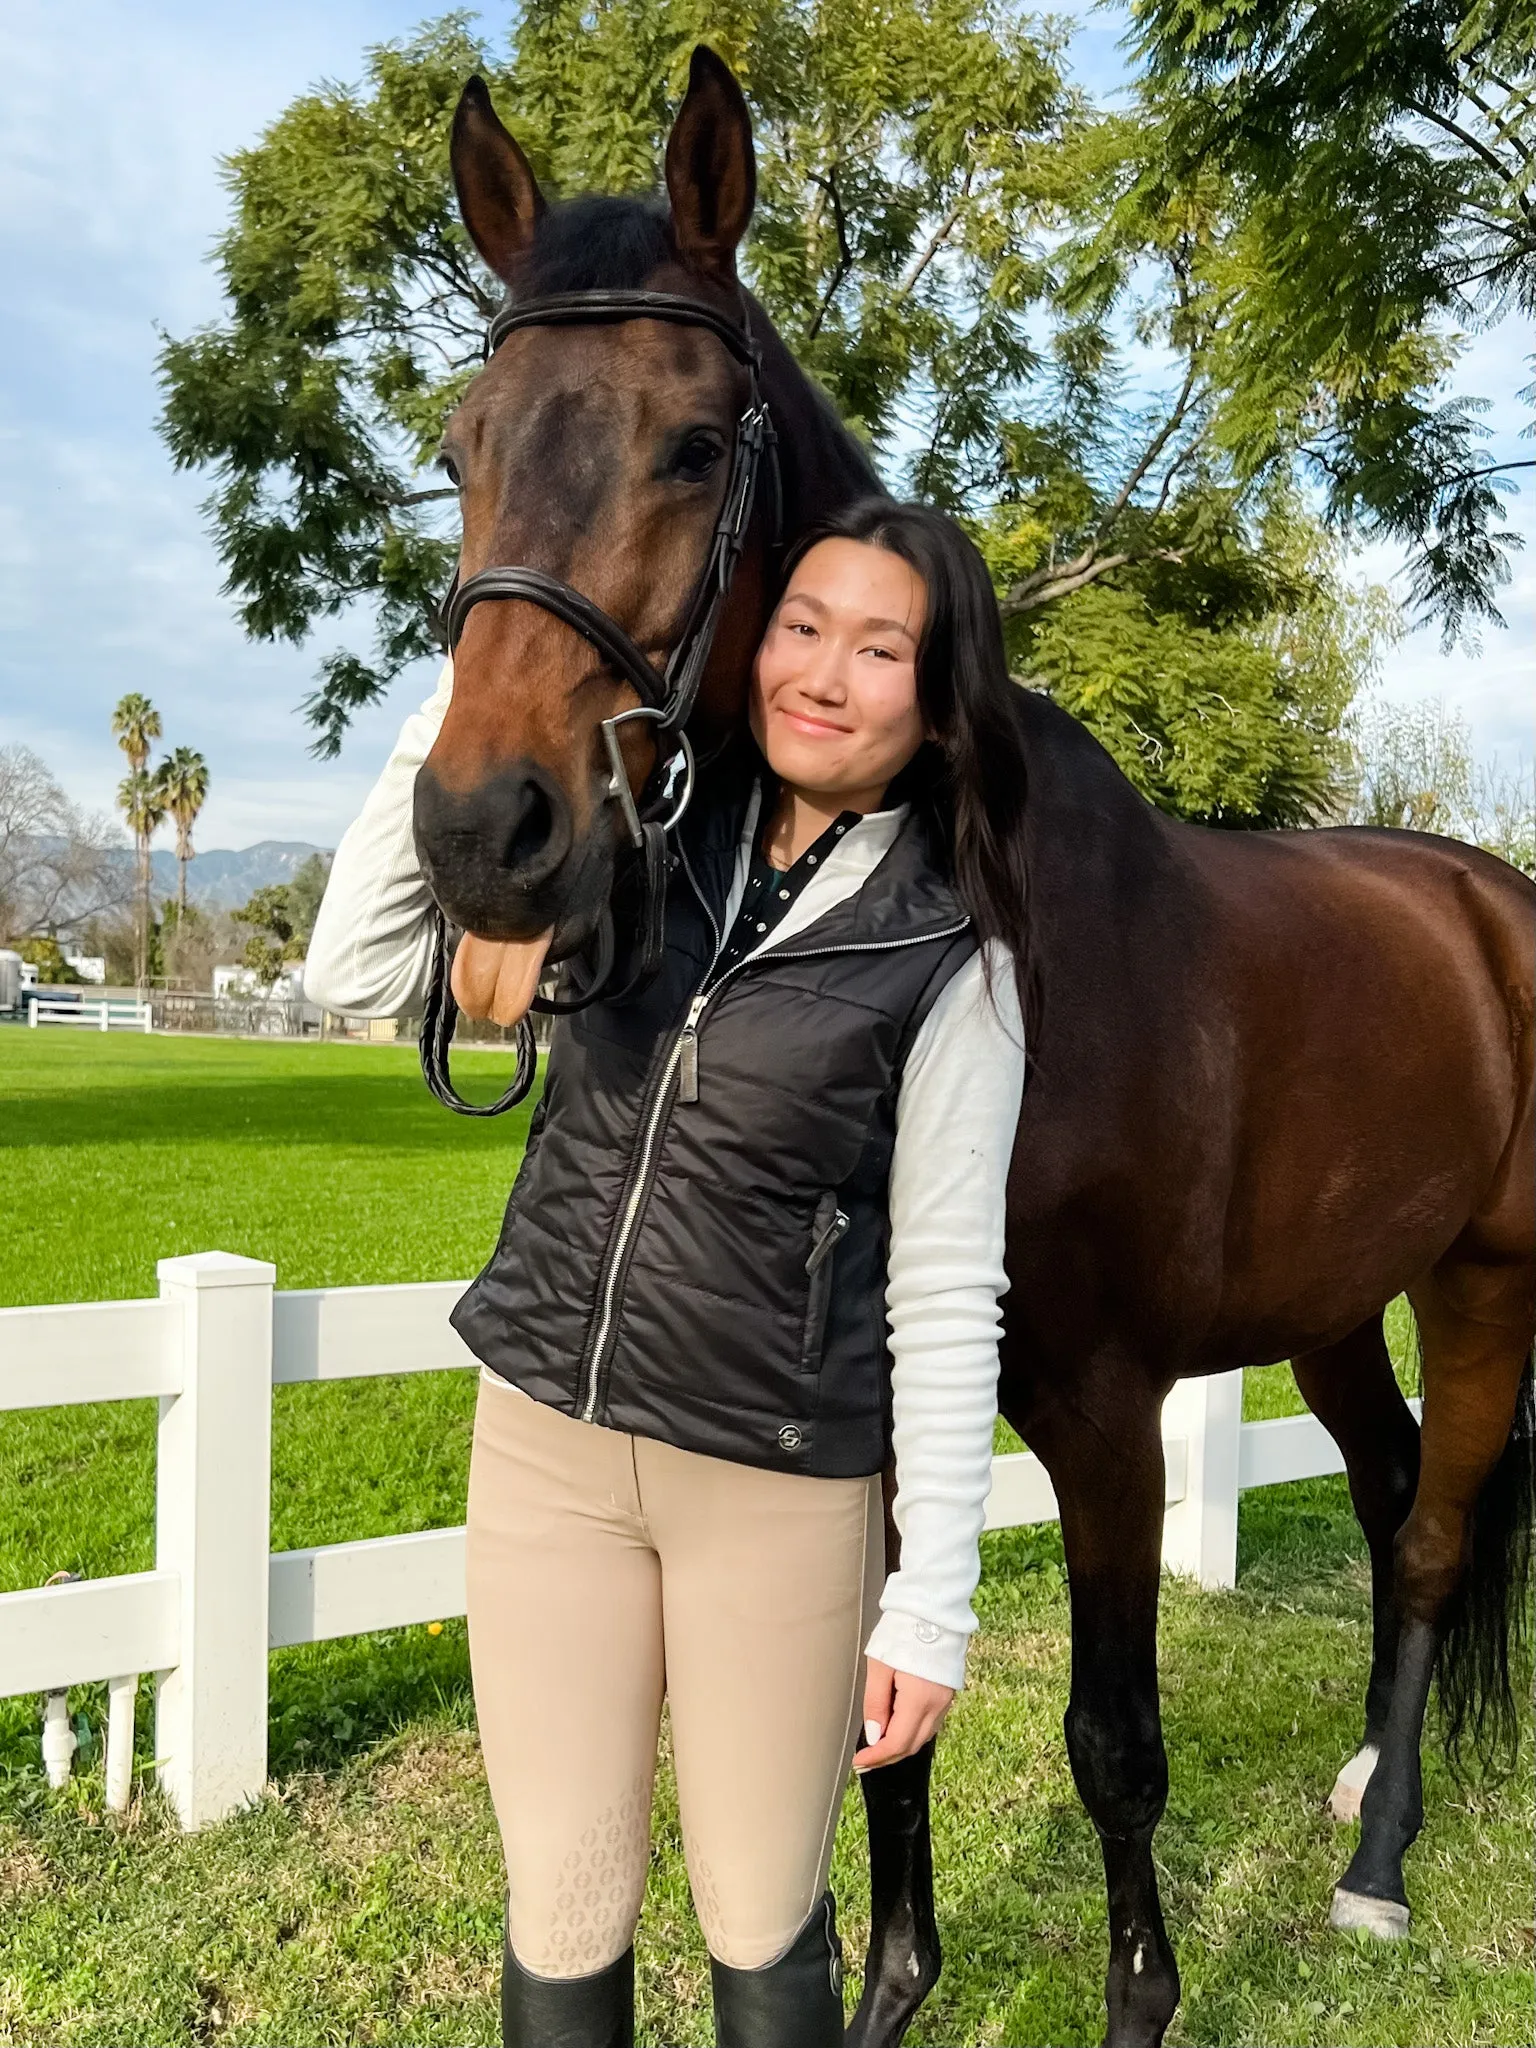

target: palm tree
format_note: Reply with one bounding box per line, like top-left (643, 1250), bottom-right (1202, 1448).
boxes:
top-left (111, 694), bottom-right (160, 778)
top-left (157, 748), bottom-right (210, 915)
top-left (112, 695), bottom-right (164, 988)
top-left (117, 773), bottom-right (168, 988)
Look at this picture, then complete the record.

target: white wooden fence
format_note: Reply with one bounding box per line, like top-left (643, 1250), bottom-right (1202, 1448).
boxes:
top-left (0, 1252), bottom-right (1400, 1830)
top-left (26, 995), bottom-right (153, 1031)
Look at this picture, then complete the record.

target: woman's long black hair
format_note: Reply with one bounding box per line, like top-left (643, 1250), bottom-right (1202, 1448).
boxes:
top-left (771, 496), bottom-right (1036, 1039)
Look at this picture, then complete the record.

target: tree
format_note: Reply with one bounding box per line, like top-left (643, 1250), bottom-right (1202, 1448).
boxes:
top-left (0, 744), bottom-right (129, 943)
top-left (1471, 755), bottom-right (1536, 875)
top-left (112, 693), bottom-right (166, 986)
top-left (156, 747), bottom-right (211, 914)
top-left (115, 772), bottom-right (166, 989)
top-left (285, 851), bottom-right (334, 941)
top-left (1347, 692), bottom-right (1536, 874)
top-left (157, 1), bottom-right (1404, 821)
top-left (12, 937), bottom-right (83, 985)
top-left (1128, 0), bottom-right (1534, 643)
top-left (1017, 493), bottom-right (1392, 826)
top-left (0, 744), bottom-right (67, 938)
top-left (1348, 695), bottom-right (1477, 834)
top-left (233, 883), bottom-right (303, 988)
top-left (231, 858), bottom-right (333, 989)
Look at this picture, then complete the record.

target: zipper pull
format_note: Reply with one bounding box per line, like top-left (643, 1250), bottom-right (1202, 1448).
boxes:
top-left (677, 995), bottom-right (706, 1104)
top-left (805, 1208), bottom-right (849, 1274)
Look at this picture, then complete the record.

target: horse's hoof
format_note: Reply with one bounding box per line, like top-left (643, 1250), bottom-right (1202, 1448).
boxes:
top-left (1329, 1886), bottom-right (1409, 1939)
top-left (1326, 1743), bottom-right (1379, 1823)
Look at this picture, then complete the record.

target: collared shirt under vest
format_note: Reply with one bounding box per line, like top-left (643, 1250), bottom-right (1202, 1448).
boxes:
top-left (450, 750), bottom-right (979, 1478)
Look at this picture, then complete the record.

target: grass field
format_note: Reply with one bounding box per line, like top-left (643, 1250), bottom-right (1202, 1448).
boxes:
top-left (1, 1032), bottom-right (1531, 2046)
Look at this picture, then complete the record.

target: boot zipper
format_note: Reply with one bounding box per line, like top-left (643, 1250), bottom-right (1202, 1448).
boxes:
top-left (575, 909), bottom-right (969, 1423)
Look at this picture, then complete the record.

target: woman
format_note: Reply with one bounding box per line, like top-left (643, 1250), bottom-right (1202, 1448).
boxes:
top-left (304, 498), bottom-right (1029, 2047)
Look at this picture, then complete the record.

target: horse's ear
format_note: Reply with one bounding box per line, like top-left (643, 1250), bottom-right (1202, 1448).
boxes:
top-left (451, 77), bottom-right (546, 284)
top-left (664, 46), bottom-right (756, 285)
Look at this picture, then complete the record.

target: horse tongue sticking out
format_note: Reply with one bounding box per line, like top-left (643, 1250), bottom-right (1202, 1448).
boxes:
top-left (451, 930), bottom-right (555, 1027)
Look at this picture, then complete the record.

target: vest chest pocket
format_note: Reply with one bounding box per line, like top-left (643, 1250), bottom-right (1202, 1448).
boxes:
top-left (800, 1190), bottom-right (850, 1373)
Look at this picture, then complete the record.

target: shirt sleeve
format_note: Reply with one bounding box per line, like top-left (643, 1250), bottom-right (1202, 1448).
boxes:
top-left (862, 939), bottom-right (1025, 1692)
top-left (303, 659), bottom-right (454, 1018)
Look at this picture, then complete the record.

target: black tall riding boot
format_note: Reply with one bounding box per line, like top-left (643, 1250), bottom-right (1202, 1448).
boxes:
top-left (709, 1889), bottom-right (845, 2047)
top-left (500, 1937), bottom-right (635, 2048)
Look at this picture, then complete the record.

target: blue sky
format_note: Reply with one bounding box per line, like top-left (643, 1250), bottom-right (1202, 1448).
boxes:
top-left (0, 1), bottom-right (1529, 853)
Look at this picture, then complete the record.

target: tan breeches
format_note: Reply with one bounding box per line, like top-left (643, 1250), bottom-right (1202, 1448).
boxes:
top-left (465, 1365), bottom-right (884, 1976)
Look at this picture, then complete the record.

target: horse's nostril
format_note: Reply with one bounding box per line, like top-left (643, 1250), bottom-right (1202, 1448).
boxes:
top-left (502, 781), bottom-right (553, 875)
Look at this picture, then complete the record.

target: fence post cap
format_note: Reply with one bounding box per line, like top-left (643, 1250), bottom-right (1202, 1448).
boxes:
top-left (157, 1251), bottom-right (277, 1291)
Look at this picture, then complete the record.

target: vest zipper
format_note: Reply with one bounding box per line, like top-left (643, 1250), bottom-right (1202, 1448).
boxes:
top-left (574, 911), bottom-right (970, 1425)
top-left (806, 1206), bottom-right (849, 1273)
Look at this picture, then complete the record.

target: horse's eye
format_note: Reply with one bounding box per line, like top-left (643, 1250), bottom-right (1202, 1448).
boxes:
top-left (438, 450), bottom-right (463, 489)
top-left (673, 432), bottom-right (724, 483)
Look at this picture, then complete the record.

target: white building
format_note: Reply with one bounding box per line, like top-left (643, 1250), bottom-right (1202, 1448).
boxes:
top-left (212, 963), bottom-right (306, 1002)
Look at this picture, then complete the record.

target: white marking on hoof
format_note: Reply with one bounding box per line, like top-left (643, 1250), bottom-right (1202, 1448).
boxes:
top-left (1329, 1887), bottom-right (1410, 1939)
top-left (1326, 1743), bottom-right (1379, 1822)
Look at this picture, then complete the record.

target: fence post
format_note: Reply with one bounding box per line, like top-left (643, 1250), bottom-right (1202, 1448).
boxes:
top-left (154, 1252), bottom-right (275, 1829)
top-left (1159, 1369), bottom-right (1244, 1589)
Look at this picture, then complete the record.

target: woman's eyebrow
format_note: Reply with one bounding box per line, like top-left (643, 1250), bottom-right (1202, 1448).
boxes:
top-left (782, 589), bottom-right (917, 642)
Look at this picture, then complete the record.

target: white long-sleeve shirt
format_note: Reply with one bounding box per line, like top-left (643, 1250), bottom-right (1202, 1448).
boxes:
top-left (306, 661), bottom-right (1026, 1690)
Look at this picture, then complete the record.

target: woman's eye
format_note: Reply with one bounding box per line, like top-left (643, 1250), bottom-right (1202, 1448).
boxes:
top-left (673, 432), bottom-right (723, 483)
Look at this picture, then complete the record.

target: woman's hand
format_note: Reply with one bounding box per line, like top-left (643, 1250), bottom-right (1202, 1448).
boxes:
top-left (853, 1658), bottom-right (955, 1771)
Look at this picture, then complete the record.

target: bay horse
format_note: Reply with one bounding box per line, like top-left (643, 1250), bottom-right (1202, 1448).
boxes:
top-left (419, 47), bottom-right (1536, 2048)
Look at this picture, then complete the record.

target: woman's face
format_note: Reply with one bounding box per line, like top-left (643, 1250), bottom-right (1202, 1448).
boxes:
top-left (749, 537), bottom-right (930, 804)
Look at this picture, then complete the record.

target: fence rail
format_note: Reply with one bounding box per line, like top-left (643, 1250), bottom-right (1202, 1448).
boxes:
top-left (26, 995), bottom-right (152, 1032)
top-left (0, 1254), bottom-right (1403, 1831)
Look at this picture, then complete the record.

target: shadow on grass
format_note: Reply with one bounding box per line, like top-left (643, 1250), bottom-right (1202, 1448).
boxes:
top-left (266, 1626), bottom-right (477, 1777)
top-left (1, 1072), bottom-right (537, 1155)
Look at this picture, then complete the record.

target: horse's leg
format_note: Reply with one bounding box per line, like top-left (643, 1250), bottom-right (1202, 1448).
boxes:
top-left (1291, 1317), bottom-right (1421, 1820)
top-left (847, 1462), bottom-right (941, 2048)
top-left (1331, 1256), bottom-right (1534, 1940)
top-left (1036, 1382), bottom-right (1179, 2048)
top-left (846, 1740), bottom-right (940, 2048)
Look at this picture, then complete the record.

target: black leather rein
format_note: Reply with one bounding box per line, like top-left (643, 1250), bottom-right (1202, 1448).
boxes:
top-left (419, 287), bottom-right (780, 1117)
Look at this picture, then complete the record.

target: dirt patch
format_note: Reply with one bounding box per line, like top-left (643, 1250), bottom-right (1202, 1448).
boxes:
top-left (0, 1837), bottom-right (54, 1905)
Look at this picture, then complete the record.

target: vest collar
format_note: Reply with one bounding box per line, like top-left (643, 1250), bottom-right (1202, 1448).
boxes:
top-left (680, 748), bottom-right (969, 953)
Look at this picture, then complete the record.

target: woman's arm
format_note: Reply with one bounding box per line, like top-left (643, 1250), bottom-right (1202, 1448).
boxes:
top-left (303, 659), bottom-right (453, 1018)
top-left (862, 940), bottom-right (1026, 1696)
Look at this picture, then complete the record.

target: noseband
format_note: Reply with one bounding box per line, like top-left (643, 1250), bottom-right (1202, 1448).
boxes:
top-left (420, 287), bottom-right (781, 1116)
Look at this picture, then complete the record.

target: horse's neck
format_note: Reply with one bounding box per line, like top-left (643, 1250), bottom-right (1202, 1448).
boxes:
top-left (691, 296), bottom-right (880, 751)
top-left (1014, 685), bottom-right (1188, 975)
top-left (750, 295), bottom-right (882, 533)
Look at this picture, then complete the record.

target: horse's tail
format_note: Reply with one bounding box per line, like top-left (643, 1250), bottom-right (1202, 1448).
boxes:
top-left (1436, 1344), bottom-right (1536, 1776)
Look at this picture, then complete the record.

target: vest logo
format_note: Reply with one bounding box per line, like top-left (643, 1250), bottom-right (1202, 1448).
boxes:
top-left (776, 1423), bottom-right (804, 1452)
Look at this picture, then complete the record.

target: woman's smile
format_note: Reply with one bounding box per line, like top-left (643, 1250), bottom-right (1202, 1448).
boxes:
top-left (777, 704), bottom-right (853, 736)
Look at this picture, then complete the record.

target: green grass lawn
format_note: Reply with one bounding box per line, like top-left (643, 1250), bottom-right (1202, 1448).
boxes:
top-left (1, 1032), bottom-right (1530, 2046)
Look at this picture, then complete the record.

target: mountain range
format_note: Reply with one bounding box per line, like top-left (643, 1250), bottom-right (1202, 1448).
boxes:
top-left (148, 841), bottom-right (330, 909)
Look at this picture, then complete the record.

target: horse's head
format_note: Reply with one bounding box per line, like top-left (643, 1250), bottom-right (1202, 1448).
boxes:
top-left (415, 47), bottom-right (773, 959)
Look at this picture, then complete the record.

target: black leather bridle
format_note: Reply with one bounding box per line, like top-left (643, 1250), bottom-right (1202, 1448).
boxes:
top-left (420, 287), bottom-right (781, 1117)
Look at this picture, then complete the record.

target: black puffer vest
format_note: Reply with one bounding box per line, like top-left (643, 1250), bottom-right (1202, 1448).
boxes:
top-left (450, 752), bottom-right (978, 1477)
